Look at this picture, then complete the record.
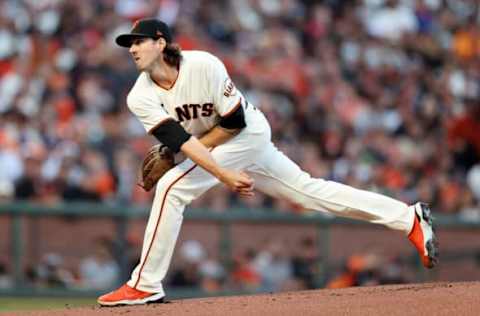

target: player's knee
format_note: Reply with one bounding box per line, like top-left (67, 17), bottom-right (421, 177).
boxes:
top-left (154, 169), bottom-right (182, 194)
top-left (166, 185), bottom-right (195, 207)
top-left (294, 196), bottom-right (311, 209)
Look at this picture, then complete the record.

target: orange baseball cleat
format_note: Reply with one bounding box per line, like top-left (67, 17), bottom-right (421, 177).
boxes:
top-left (408, 202), bottom-right (439, 269)
top-left (97, 284), bottom-right (164, 306)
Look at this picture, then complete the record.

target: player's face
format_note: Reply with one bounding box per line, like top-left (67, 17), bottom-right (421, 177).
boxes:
top-left (129, 37), bottom-right (163, 71)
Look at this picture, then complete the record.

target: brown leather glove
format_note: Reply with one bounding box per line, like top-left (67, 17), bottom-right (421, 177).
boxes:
top-left (138, 145), bottom-right (175, 192)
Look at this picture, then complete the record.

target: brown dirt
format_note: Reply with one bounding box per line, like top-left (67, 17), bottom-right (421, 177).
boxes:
top-left (10, 281), bottom-right (480, 316)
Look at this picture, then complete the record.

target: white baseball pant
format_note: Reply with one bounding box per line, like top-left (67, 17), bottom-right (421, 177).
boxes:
top-left (127, 106), bottom-right (415, 294)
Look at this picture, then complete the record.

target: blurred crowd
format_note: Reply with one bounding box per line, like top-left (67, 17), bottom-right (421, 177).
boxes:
top-left (1, 0), bottom-right (480, 220)
top-left (0, 237), bottom-right (410, 292)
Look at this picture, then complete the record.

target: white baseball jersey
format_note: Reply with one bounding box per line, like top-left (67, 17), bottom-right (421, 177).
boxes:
top-left (126, 50), bottom-right (415, 295)
top-left (127, 51), bottom-right (245, 138)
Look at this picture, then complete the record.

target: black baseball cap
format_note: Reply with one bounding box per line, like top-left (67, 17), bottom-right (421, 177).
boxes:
top-left (116, 18), bottom-right (172, 48)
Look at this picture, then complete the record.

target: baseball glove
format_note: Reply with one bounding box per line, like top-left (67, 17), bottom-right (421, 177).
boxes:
top-left (138, 144), bottom-right (175, 191)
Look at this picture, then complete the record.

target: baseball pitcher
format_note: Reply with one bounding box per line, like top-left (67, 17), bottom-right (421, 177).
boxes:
top-left (98, 19), bottom-right (438, 306)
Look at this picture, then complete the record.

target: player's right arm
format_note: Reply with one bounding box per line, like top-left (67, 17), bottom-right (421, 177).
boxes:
top-left (127, 90), bottom-right (253, 196)
top-left (180, 136), bottom-right (253, 196)
top-left (148, 118), bottom-right (253, 196)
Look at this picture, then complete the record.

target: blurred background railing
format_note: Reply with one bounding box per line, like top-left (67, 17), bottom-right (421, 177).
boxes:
top-left (1, 202), bottom-right (479, 299)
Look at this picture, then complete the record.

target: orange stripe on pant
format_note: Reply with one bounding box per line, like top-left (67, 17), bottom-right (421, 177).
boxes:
top-left (133, 163), bottom-right (198, 289)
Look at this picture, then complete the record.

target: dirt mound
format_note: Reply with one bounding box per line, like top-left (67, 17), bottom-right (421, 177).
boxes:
top-left (12, 282), bottom-right (480, 316)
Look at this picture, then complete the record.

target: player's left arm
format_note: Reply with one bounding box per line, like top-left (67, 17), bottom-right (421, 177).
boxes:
top-left (198, 126), bottom-right (240, 148)
top-left (199, 104), bottom-right (246, 148)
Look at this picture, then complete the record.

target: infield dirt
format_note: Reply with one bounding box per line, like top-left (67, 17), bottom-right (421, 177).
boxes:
top-left (8, 281), bottom-right (480, 316)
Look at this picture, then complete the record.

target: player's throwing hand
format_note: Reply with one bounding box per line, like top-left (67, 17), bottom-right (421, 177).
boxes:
top-left (219, 169), bottom-right (254, 197)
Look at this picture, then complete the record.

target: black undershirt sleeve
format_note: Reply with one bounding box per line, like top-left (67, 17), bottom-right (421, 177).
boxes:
top-left (151, 119), bottom-right (191, 153)
top-left (219, 104), bottom-right (246, 129)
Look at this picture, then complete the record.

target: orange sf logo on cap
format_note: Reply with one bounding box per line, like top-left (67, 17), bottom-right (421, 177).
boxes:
top-left (131, 20), bottom-right (140, 31)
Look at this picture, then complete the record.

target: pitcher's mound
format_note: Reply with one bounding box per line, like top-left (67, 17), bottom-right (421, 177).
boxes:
top-left (14, 282), bottom-right (480, 316)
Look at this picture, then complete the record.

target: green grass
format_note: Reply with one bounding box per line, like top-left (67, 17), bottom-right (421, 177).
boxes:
top-left (0, 297), bottom-right (96, 313)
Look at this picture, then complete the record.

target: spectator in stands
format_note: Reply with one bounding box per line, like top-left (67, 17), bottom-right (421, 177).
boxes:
top-left (0, 180), bottom-right (14, 202)
top-left (230, 249), bottom-right (261, 291)
top-left (252, 239), bottom-right (293, 292)
top-left (327, 251), bottom-right (408, 288)
top-left (14, 156), bottom-right (42, 200)
top-left (33, 253), bottom-right (75, 288)
top-left (168, 239), bottom-right (226, 292)
top-left (378, 257), bottom-right (408, 285)
top-left (326, 252), bottom-right (382, 288)
top-left (292, 236), bottom-right (318, 289)
top-left (0, 262), bottom-right (12, 289)
top-left (79, 237), bottom-right (120, 290)
top-left (168, 240), bottom-right (205, 288)
top-left (199, 257), bottom-right (226, 293)
top-left (447, 98), bottom-right (480, 171)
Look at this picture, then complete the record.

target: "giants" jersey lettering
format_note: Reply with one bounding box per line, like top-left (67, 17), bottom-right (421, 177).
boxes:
top-left (175, 103), bottom-right (214, 122)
